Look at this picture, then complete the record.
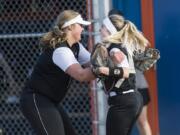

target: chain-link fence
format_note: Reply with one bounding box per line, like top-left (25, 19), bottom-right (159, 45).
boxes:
top-left (0, 0), bottom-right (93, 135)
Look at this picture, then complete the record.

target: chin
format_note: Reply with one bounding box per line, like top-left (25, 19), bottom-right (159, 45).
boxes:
top-left (77, 37), bottom-right (81, 42)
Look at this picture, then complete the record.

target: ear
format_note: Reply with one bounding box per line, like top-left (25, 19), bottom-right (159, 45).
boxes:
top-left (67, 27), bottom-right (72, 31)
top-left (67, 25), bottom-right (73, 31)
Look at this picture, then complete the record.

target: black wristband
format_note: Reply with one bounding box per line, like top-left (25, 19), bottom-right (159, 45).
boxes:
top-left (109, 67), bottom-right (124, 78)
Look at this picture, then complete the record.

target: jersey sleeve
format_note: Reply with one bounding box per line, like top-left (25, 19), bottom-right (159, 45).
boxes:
top-left (78, 43), bottom-right (90, 64)
top-left (52, 47), bottom-right (79, 72)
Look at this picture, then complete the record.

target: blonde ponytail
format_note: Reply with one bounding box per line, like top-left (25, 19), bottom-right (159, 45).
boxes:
top-left (103, 15), bottom-right (150, 54)
top-left (40, 10), bottom-right (79, 50)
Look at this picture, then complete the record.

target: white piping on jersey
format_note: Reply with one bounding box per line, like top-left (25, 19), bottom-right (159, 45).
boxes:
top-left (115, 78), bottom-right (125, 88)
top-left (127, 48), bottom-right (136, 73)
top-left (33, 94), bottom-right (49, 135)
top-left (108, 89), bottom-right (135, 97)
top-left (115, 46), bottom-right (136, 88)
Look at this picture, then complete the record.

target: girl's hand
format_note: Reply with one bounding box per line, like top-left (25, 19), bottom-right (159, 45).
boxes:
top-left (98, 67), bottom-right (109, 76)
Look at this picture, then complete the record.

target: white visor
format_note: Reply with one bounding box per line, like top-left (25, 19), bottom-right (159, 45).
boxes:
top-left (103, 17), bottom-right (117, 35)
top-left (61, 15), bottom-right (91, 28)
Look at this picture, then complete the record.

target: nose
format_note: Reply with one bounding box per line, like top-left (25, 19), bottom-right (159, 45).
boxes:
top-left (79, 24), bottom-right (84, 31)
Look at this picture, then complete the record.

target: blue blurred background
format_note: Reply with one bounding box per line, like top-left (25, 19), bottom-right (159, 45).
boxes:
top-left (112, 0), bottom-right (180, 134)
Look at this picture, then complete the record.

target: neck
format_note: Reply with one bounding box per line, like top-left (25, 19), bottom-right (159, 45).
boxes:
top-left (66, 32), bottom-right (76, 47)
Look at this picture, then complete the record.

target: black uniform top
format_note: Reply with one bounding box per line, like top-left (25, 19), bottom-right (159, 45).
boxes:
top-left (23, 42), bottom-right (88, 103)
top-left (104, 43), bottom-right (136, 92)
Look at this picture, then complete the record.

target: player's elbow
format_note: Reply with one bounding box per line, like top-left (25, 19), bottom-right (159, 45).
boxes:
top-left (112, 52), bottom-right (125, 63)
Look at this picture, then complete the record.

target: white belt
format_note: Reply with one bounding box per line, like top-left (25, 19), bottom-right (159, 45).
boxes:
top-left (109, 89), bottom-right (135, 97)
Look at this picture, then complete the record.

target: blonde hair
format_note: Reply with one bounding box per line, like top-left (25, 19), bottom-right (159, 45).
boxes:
top-left (103, 15), bottom-right (149, 54)
top-left (40, 10), bottom-right (79, 50)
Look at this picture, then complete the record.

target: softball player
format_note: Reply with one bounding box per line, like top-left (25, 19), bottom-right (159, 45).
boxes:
top-left (97, 14), bottom-right (149, 135)
top-left (20, 10), bottom-right (95, 135)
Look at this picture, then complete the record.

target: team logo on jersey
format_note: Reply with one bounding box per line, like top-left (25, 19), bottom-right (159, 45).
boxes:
top-left (114, 69), bottom-right (120, 75)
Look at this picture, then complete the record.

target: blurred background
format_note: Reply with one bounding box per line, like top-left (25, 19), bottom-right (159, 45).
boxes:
top-left (0, 0), bottom-right (180, 135)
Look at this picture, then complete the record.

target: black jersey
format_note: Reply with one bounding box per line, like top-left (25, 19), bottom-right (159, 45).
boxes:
top-left (24, 42), bottom-right (79, 102)
top-left (104, 43), bottom-right (136, 92)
